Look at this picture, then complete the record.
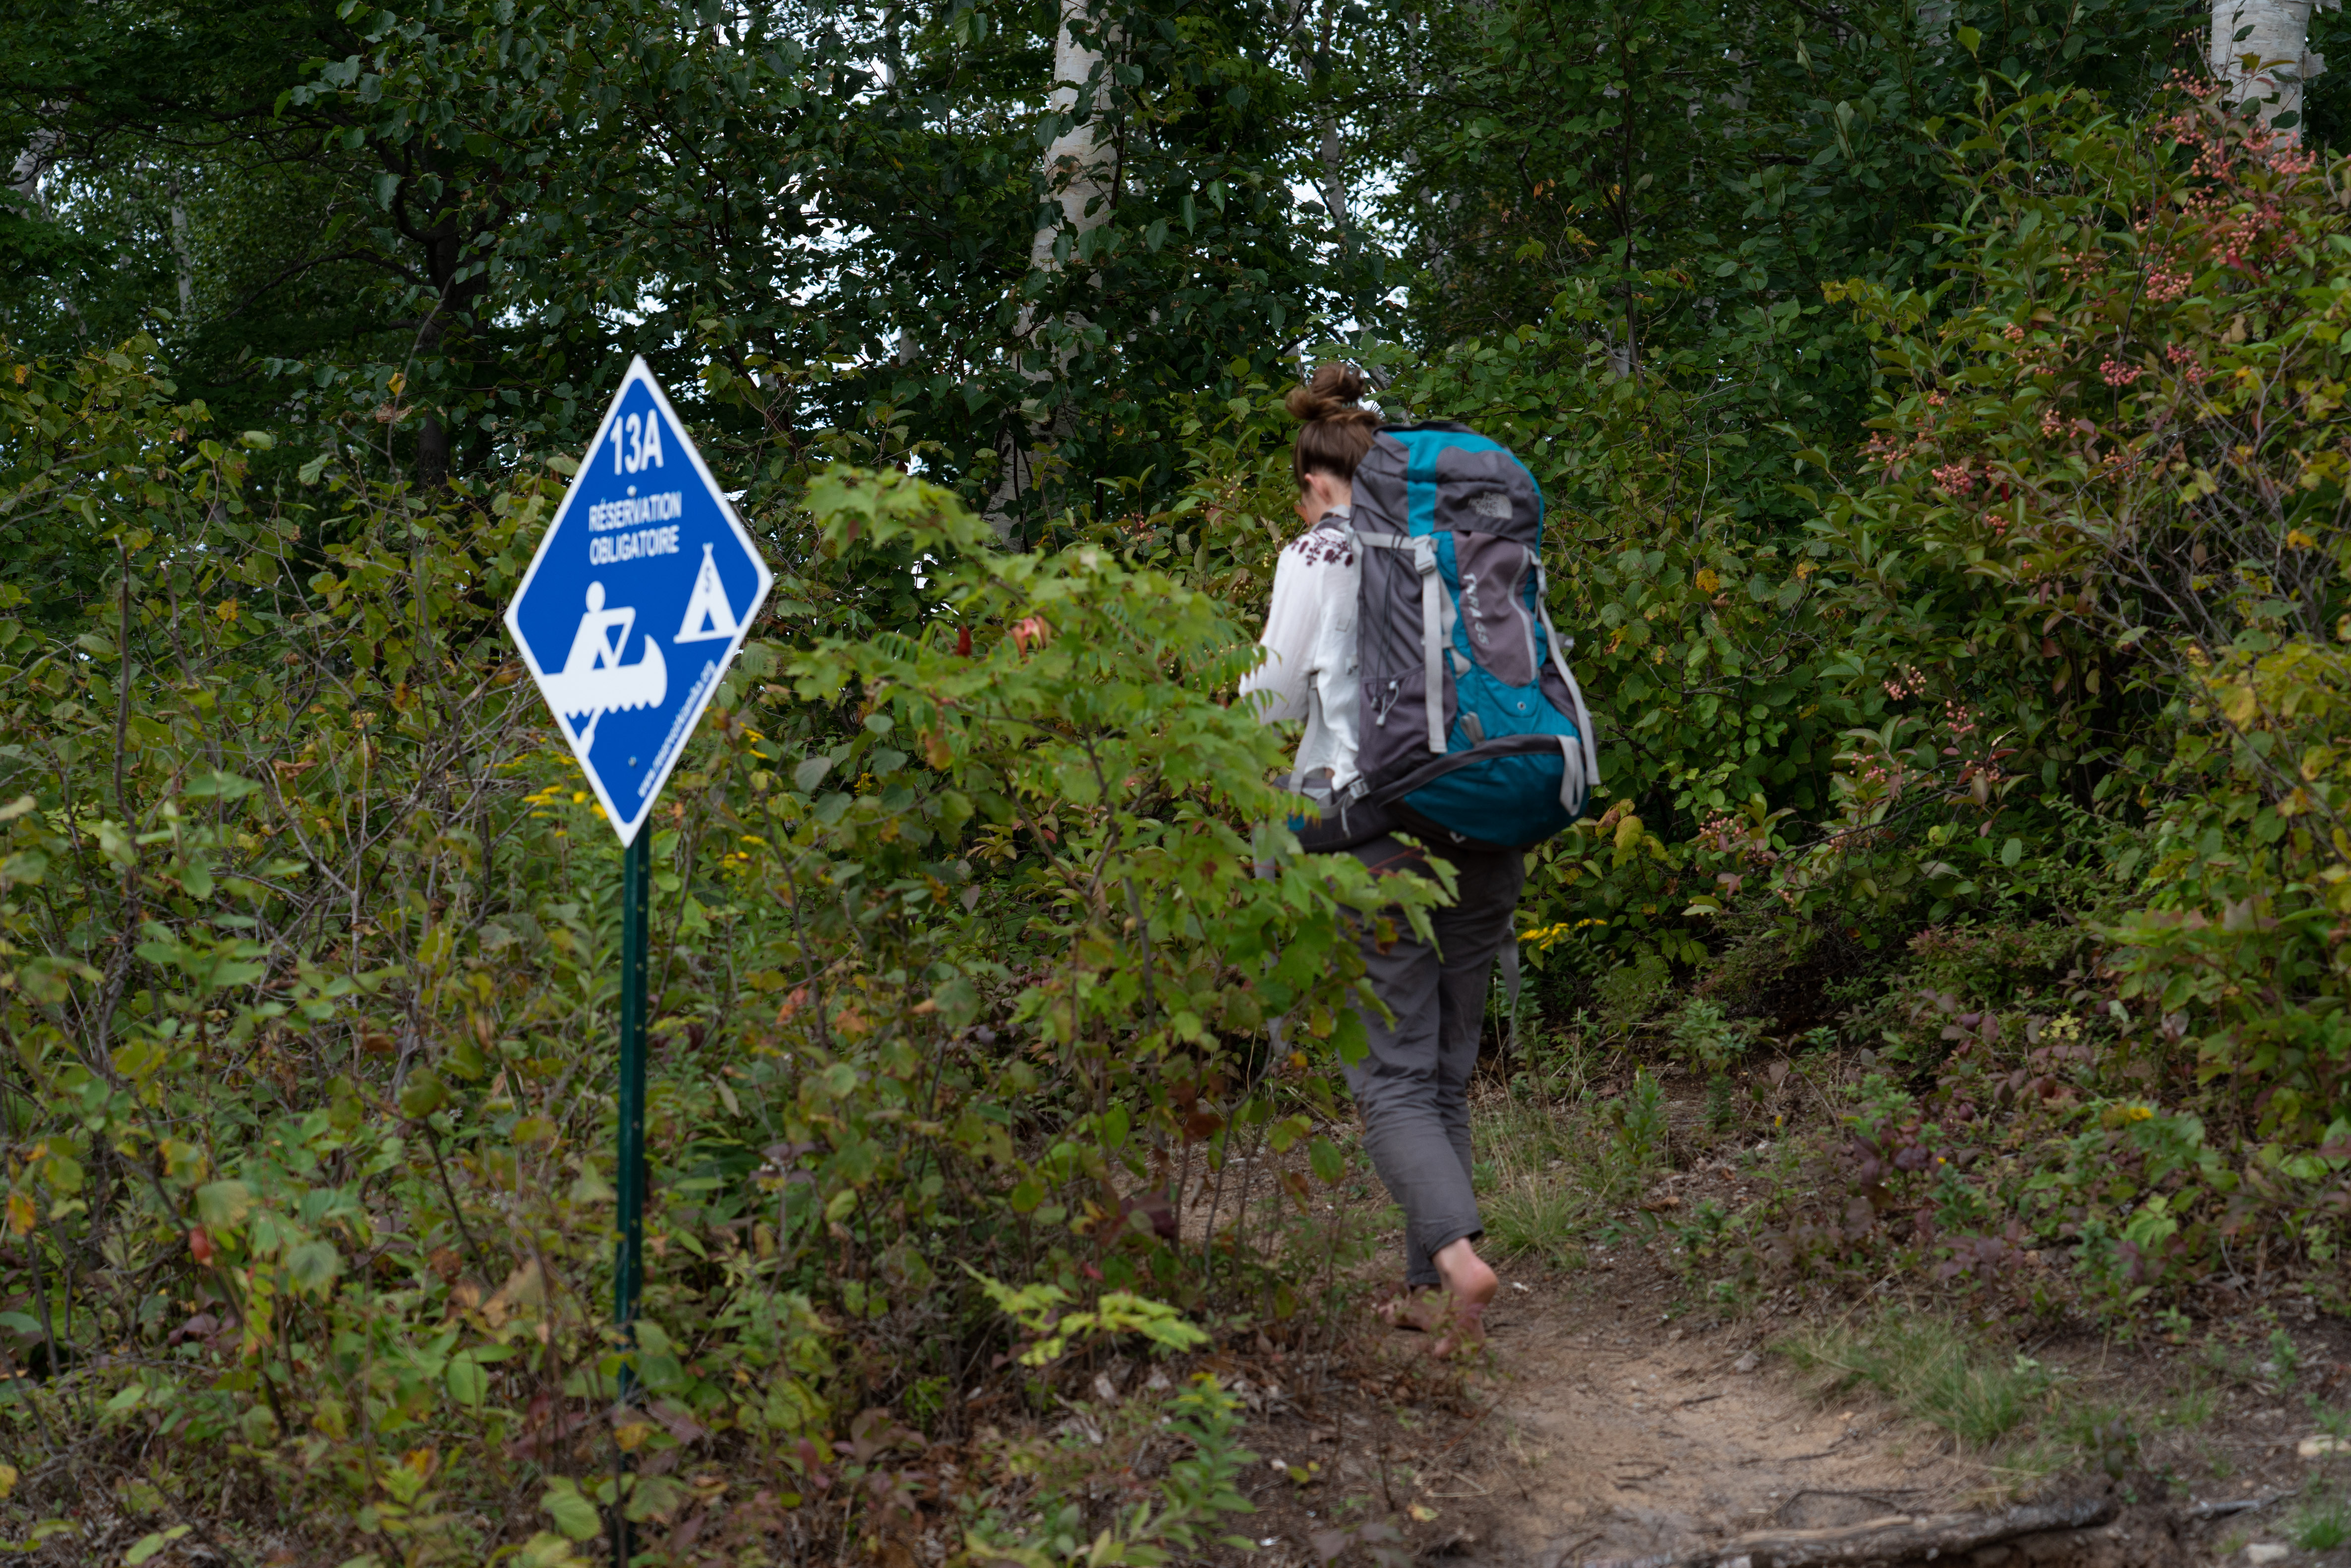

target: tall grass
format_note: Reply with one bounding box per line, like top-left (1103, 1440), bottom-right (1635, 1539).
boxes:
top-left (1778, 1314), bottom-right (2055, 1448)
top-left (1471, 1089), bottom-right (1646, 1270)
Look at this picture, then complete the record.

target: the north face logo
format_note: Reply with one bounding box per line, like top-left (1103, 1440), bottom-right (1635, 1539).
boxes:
top-left (1468, 492), bottom-right (1511, 520)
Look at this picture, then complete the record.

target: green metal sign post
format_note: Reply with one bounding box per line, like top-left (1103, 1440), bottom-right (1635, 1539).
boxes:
top-left (615, 830), bottom-right (650, 1332)
top-left (611, 831), bottom-right (650, 1564)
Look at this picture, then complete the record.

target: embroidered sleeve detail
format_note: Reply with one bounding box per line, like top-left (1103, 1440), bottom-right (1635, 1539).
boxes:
top-left (1283, 525), bottom-right (1354, 568)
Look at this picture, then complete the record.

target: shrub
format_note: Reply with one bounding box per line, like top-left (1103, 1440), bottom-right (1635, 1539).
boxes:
top-left (0, 349), bottom-right (1435, 1560)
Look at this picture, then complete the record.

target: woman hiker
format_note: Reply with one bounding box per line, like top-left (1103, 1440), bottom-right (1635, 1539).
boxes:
top-left (1238, 363), bottom-right (1518, 1356)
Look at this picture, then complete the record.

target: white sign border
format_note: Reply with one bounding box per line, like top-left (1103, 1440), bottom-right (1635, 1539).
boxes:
top-left (502, 354), bottom-right (775, 849)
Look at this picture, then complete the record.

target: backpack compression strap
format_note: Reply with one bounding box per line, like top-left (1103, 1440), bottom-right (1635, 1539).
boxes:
top-left (1356, 531), bottom-right (1448, 755)
top-left (1533, 563), bottom-right (1600, 810)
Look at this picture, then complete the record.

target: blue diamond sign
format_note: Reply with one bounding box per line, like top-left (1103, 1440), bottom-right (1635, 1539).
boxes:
top-left (504, 356), bottom-right (774, 846)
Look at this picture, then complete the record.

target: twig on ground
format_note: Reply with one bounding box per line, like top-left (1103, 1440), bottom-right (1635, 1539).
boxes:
top-left (2189, 1498), bottom-right (2270, 1519)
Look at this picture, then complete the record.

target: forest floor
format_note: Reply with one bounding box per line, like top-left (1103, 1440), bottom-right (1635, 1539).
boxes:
top-left (1160, 1078), bottom-right (2351, 1568)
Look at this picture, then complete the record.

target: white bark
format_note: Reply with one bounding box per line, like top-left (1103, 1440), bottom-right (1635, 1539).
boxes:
top-left (1030, 0), bottom-right (1116, 273)
top-left (11, 111), bottom-right (88, 336)
top-left (169, 174), bottom-right (196, 318)
top-left (1285, 0), bottom-right (1348, 232)
top-left (2212, 0), bottom-right (2336, 140)
top-left (1318, 119), bottom-right (1348, 231)
top-left (9, 123), bottom-right (56, 218)
top-left (989, 0), bottom-right (1119, 537)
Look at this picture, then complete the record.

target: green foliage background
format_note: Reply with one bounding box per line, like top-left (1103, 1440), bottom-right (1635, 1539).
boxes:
top-left (9, 0), bottom-right (2351, 1559)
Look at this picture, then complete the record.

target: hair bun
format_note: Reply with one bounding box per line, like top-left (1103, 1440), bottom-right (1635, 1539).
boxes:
top-left (1288, 363), bottom-right (1381, 487)
top-left (1286, 362), bottom-right (1369, 423)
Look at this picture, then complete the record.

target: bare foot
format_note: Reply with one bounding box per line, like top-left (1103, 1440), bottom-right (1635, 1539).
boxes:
top-left (1375, 1288), bottom-right (1448, 1333)
top-left (1428, 1237), bottom-right (1499, 1358)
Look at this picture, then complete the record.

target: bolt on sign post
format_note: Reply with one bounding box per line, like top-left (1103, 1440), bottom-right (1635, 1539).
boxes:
top-left (502, 357), bottom-right (772, 1553)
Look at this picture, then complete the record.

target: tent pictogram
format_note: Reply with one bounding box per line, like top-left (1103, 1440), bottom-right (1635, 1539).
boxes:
top-left (674, 544), bottom-right (743, 643)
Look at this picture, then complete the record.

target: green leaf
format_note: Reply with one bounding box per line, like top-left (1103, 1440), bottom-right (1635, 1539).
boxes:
top-left (195, 1180), bottom-right (253, 1229)
top-left (931, 974), bottom-right (978, 1026)
top-left (623, 1473), bottom-right (691, 1522)
top-left (447, 1034), bottom-right (487, 1080)
top-left (1309, 1137), bottom-right (1345, 1186)
top-left (541, 1477), bottom-right (602, 1541)
top-left (39, 1151), bottom-right (82, 1193)
top-left (287, 1239), bottom-right (343, 1296)
top-left (1266, 1114), bottom-right (1307, 1154)
top-left (515, 1533), bottom-right (591, 1568)
top-left (124, 1526), bottom-right (192, 1565)
top-left (182, 769), bottom-right (261, 800)
top-left (447, 1352), bottom-right (488, 1407)
top-left (94, 821), bottom-right (134, 867)
top-left (398, 1069), bottom-right (449, 1119)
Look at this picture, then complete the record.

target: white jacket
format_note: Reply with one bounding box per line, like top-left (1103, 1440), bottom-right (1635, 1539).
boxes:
top-left (1238, 506), bottom-right (1360, 793)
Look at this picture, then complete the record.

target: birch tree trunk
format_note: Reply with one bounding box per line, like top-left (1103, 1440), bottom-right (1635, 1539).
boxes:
top-left (168, 174), bottom-right (196, 318)
top-left (2212, 0), bottom-right (2334, 140)
top-left (1285, 0), bottom-right (1348, 234)
top-left (9, 117), bottom-right (57, 218)
top-left (988, 0), bottom-right (1118, 540)
top-left (1032, 2), bottom-right (1115, 275)
top-left (12, 111), bottom-right (86, 335)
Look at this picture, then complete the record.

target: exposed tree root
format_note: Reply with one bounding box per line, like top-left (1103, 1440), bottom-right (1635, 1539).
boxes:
top-left (1563, 1495), bottom-right (2120, 1568)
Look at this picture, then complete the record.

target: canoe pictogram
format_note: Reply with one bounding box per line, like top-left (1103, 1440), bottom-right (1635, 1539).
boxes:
top-left (537, 581), bottom-right (667, 750)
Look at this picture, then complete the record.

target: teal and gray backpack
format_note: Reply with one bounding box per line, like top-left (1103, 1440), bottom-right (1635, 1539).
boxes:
top-left (1304, 420), bottom-right (1597, 853)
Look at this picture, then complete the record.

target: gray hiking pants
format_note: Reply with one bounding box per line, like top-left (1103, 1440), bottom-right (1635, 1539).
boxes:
top-left (1342, 835), bottom-right (1525, 1287)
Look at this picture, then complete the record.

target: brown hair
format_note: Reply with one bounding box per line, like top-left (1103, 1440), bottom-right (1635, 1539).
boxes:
top-left (1287, 362), bottom-right (1380, 487)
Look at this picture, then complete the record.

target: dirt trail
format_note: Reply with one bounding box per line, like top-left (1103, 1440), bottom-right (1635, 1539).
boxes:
top-left (1228, 1259), bottom-right (1999, 1568)
top-left (1199, 1102), bottom-right (2339, 1568)
top-left (1228, 1255), bottom-right (2226, 1568)
top-left (1460, 1290), bottom-right (1966, 1564)
top-left (1432, 1277), bottom-right (1973, 1568)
